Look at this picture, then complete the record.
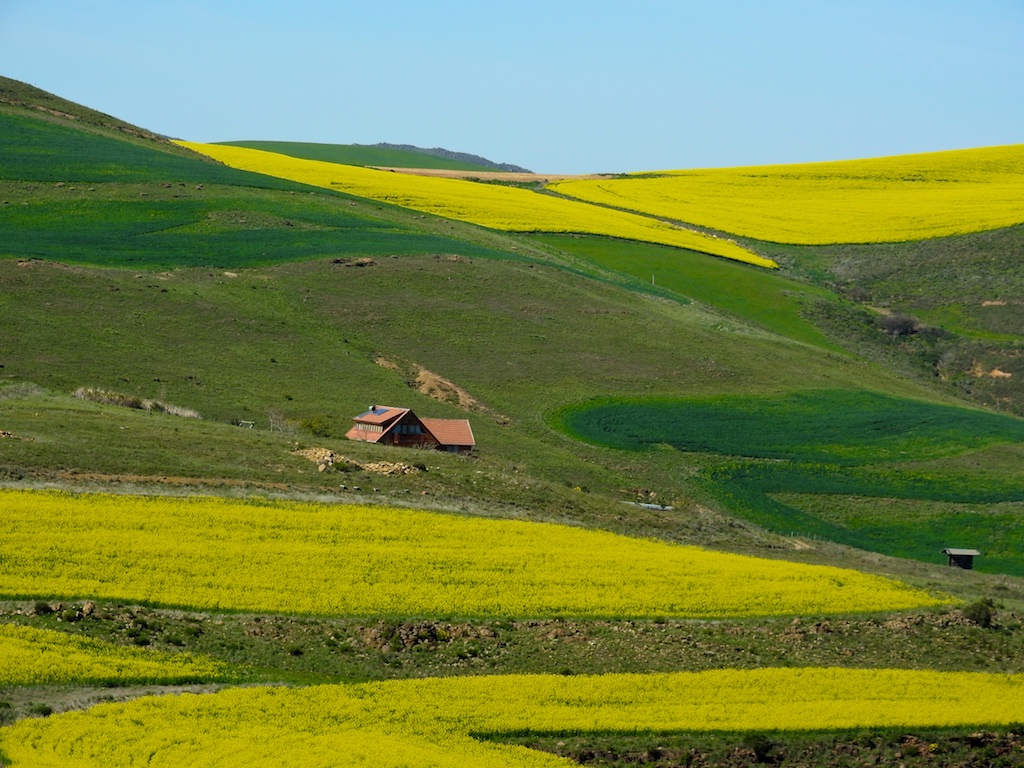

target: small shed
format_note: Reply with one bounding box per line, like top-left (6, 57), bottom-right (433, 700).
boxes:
top-left (942, 548), bottom-right (981, 569)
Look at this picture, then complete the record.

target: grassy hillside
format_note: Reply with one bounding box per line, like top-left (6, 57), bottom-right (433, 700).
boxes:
top-left (532, 234), bottom-right (839, 349)
top-left (3, 81), bottom-right (1023, 570)
top-left (0, 75), bottom-right (169, 144)
top-left (752, 226), bottom-right (1024, 418)
top-left (5, 77), bottom-right (1024, 764)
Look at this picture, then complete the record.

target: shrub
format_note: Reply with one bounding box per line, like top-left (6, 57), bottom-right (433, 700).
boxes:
top-left (879, 312), bottom-right (919, 338)
top-left (299, 416), bottom-right (332, 437)
top-left (963, 598), bottom-right (996, 628)
top-left (60, 608), bottom-right (80, 623)
top-left (743, 733), bottom-right (781, 764)
top-left (72, 387), bottom-right (200, 419)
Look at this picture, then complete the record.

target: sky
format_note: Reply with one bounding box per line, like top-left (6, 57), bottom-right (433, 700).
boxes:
top-left (1, 1), bottom-right (1022, 173)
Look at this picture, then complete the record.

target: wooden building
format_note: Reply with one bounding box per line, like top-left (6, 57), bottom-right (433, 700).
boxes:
top-left (942, 548), bottom-right (981, 569)
top-left (345, 405), bottom-right (475, 453)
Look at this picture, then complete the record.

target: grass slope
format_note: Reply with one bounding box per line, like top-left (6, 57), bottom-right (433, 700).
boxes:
top-left (0, 75), bottom-right (169, 144)
top-left (6, 77), bottom-right (1024, 762)
top-left (2, 87), bottom-right (1021, 579)
top-left (758, 223), bottom-right (1024, 417)
top-left (532, 234), bottom-right (838, 350)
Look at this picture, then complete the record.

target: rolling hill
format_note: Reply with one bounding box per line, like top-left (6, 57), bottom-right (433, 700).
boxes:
top-left (2, 75), bottom-right (1024, 765)
top-left (2, 73), bottom-right (1023, 572)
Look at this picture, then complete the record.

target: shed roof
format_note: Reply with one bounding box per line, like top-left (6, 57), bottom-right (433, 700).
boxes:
top-left (942, 548), bottom-right (982, 557)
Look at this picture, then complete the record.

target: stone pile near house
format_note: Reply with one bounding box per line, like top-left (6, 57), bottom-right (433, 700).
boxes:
top-left (290, 447), bottom-right (421, 475)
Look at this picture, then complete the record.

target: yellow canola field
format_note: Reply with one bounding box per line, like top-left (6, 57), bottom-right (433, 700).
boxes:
top-left (175, 141), bottom-right (776, 268)
top-left (549, 144), bottom-right (1024, 245)
top-left (0, 624), bottom-right (229, 686)
top-left (5, 668), bottom-right (1024, 767)
top-left (0, 489), bottom-right (942, 618)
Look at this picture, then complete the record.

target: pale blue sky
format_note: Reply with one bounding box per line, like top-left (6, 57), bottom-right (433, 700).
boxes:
top-left (2, 1), bottom-right (1021, 173)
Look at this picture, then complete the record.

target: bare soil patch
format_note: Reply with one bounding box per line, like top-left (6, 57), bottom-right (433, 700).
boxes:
top-left (374, 356), bottom-right (510, 423)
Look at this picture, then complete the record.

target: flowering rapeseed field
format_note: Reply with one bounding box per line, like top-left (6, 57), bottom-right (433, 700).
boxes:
top-left (0, 624), bottom-right (228, 686)
top-left (0, 490), bottom-right (942, 618)
top-left (5, 668), bottom-right (1024, 767)
top-left (549, 144), bottom-right (1024, 244)
top-left (175, 141), bottom-right (776, 267)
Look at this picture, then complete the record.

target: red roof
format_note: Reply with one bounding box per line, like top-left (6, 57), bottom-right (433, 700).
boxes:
top-left (345, 406), bottom-right (474, 450)
top-left (344, 426), bottom-right (384, 443)
top-left (345, 405), bottom-right (410, 443)
top-left (421, 418), bottom-right (475, 447)
top-left (354, 405), bottom-right (409, 425)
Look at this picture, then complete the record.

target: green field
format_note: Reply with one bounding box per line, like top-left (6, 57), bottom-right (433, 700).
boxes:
top-left (554, 390), bottom-right (1024, 462)
top-left (0, 181), bottom-right (505, 268)
top-left (555, 390), bottom-right (1024, 573)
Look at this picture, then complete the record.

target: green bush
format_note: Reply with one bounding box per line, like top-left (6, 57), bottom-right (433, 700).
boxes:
top-left (27, 703), bottom-right (53, 718)
top-left (299, 416), bottom-right (332, 438)
top-left (963, 598), bottom-right (996, 628)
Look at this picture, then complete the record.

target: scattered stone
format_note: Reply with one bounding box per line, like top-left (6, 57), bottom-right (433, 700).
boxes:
top-left (292, 447), bottom-right (336, 466)
top-left (290, 448), bottom-right (420, 475)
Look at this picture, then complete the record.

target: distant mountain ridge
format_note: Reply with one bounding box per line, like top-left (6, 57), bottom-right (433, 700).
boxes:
top-left (366, 142), bottom-right (532, 173)
top-left (218, 140), bottom-right (524, 173)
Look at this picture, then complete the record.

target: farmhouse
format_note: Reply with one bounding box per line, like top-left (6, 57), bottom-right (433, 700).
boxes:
top-left (345, 405), bottom-right (475, 453)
